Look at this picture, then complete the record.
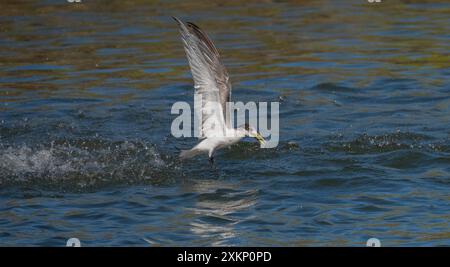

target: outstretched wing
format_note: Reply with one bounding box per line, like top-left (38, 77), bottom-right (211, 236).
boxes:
top-left (173, 17), bottom-right (232, 138)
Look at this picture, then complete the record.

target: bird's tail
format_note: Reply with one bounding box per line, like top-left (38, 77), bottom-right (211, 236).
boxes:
top-left (179, 148), bottom-right (201, 160)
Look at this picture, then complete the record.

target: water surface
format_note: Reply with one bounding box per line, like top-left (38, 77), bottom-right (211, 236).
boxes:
top-left (0, 0), bottom-right (449, 246)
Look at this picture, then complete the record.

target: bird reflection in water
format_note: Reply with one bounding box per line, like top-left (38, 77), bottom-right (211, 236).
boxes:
top-left (181, 179), bottom-right (258, 246)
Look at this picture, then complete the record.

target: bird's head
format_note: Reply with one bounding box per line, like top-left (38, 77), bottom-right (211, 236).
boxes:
top-left (243, 123), bottom-right (266, 146)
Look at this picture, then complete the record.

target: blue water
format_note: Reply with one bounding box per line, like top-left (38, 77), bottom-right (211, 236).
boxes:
top-left (0, 0), bottom-right (449, 246)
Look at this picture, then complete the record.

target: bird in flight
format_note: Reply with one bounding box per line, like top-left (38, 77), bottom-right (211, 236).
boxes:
top-left (173, 17), bottom-right (265, 164)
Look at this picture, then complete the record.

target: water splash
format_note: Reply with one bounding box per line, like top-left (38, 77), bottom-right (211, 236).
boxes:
top-left (0, 139), bottom-right (178, 191)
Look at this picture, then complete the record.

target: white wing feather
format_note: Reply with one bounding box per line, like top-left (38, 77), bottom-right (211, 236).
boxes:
top-left (174, 17), bottom-right (232, 138)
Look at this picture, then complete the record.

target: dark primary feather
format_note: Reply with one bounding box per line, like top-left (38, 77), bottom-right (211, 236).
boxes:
top-left (185, 22), bottom-right (220, 58)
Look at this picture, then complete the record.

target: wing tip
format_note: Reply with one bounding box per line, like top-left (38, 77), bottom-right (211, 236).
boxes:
top-left (172, 16), bottom-right (183, 25)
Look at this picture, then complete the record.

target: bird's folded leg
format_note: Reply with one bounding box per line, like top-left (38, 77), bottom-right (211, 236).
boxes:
top-left (209, 156), bottom-right (215, 166)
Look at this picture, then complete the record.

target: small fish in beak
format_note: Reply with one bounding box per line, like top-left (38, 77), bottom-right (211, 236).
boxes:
top-left (255, 133), bottom-right (266, 146)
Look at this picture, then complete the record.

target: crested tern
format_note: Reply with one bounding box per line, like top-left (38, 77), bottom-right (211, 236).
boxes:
top-left (173, 17), bottom-right (265, 164)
